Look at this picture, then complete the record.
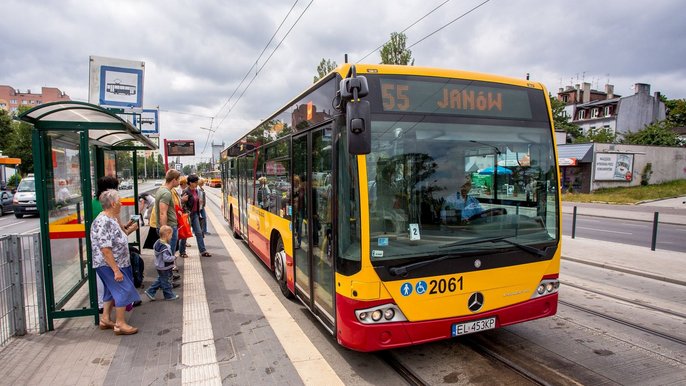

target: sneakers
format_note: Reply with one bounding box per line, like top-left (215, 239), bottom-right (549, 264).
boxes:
top-left (172, 283), bottom-right (181, 288)
top-left (144, 291), bottom-right (155, 301)
top-left (165, 294), bottom-right (180, 301)
top-left (173, 274), bottom-right (181, 281)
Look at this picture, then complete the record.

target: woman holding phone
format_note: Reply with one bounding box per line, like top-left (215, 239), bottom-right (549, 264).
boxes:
top-left (90, 189), bottom-right (140, 335)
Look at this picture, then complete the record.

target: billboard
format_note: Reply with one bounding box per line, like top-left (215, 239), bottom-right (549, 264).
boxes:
top-left (89, 56), bottom-right (145, 108)
top-left (594, 153), bottom-right (634, 181)
top-left (166, 140), bottom-right (195, 156)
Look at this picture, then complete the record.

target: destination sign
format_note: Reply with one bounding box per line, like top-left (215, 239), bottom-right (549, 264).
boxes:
top-left (378, 79), bottom-right (533, 119)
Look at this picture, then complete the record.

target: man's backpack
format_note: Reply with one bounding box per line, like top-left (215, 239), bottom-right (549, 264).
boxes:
top-left (129, 246), bottom-right (145, 288)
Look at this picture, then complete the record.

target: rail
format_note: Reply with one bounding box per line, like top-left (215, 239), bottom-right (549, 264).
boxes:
top-left (0, 233), bottom-right (45, 347)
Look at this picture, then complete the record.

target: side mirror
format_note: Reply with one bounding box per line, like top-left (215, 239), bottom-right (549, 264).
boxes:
top-left (346, 100), bottom-right (371, 154)
top-left (339, 66), bottom-right (371, 155)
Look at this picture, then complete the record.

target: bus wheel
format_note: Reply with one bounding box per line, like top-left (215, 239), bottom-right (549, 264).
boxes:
top-left (274, 238), bottom-right (293, 299)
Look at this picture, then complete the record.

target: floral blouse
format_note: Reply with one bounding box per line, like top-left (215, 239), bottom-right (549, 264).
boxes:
top-left (91, 213), bottom-right (130, 269)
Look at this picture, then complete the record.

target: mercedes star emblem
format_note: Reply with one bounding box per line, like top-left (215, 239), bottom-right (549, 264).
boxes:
top-left (468, 292), bottom-right (484, 312)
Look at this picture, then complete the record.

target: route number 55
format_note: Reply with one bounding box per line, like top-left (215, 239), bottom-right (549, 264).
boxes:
top-left (382, 83), bottom-right (410, 111)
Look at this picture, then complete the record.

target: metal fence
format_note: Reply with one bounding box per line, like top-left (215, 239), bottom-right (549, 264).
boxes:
top-left (0, 233), bottom-right (46, 347)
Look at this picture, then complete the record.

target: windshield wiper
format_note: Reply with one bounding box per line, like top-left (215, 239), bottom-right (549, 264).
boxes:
top-left (388, 254), bottom-right (462, 277)
top-left (440, 235), bottom-right (549, 257)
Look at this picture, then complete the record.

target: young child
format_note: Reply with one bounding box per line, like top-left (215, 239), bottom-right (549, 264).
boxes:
top-left (144, 225), bottom-right (180, 301)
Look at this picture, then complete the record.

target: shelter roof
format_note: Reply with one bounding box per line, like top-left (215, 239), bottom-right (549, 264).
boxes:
top-left (18, 101), bottom-right (157, 149)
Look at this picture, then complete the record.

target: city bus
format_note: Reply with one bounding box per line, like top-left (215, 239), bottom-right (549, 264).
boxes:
top-left (219, 64), bottom-right (561, 351)
top-left (205, 170), bottom-right (221, 188)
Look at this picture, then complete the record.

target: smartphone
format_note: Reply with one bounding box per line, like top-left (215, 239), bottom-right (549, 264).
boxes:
top-left (129, 214), bottom-right (140, 223)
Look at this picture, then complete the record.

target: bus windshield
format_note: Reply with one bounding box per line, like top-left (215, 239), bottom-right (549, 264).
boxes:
top-left (365, 116), bottom-right (559, 263)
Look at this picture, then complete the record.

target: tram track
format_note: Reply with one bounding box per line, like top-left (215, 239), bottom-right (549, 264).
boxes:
top-left (462, 337), bottom-right (555, 386)
top-left (377, 352), bottom-right (428, 386)
top-left (562, 281), bottom-right (686, 320)
top-left (559, 300), bottom-right (686, 347)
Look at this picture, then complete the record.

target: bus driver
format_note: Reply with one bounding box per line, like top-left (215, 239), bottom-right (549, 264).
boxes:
top-left (442, 178), bottom-right (483, 223)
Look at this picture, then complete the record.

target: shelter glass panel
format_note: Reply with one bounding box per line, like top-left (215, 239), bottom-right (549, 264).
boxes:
top-left (46, 133), bottom-right (87, 306)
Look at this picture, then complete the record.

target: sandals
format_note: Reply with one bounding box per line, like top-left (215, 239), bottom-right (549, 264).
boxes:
top-left (180, 253), bottom-right (188, 258)
top-left (201, 252), bottom-right (212, 257)
top-left (99, 319), bottom-right (115, 330)
top-left (114, 325), bottom-right (138, 335)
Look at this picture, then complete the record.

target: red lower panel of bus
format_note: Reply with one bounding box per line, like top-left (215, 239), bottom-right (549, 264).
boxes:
top-left (247, 227), bottom-right (271, 267)
top-left (335, 293), bottom-right (558, 352)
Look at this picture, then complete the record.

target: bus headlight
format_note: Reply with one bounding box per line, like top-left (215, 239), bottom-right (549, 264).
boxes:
top-left (355, 304), bottom-right (407, 324)
top-left (384, 308), bottom-right (395, 320)
top-left (531, 279), bottom-right (560, 299)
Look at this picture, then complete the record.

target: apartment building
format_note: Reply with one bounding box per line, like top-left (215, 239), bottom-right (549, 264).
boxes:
top-left (0, 85), bottom-right (71, 113)
top-left (557, 82), bottom-right (665, 138)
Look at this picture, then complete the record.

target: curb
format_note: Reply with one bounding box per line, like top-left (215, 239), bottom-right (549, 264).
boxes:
top-left (559, 211), bottom-right (686, 226)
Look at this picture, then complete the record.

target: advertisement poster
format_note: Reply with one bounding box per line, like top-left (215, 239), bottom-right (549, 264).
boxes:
top-left (594, 153), bottom-right (634, 181)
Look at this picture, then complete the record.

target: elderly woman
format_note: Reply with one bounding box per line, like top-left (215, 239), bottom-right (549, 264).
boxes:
top-left (91, 189), bottom-right (140, 335)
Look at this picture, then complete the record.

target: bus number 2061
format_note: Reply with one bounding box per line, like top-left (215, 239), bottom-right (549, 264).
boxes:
top-left (429, 276), bottom-right (463, 294)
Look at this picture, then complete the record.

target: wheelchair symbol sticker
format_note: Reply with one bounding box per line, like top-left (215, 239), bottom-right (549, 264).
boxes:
top-left (401, 282), bottom-right (413, 296)
top-left (415, 280), bottom-right (427, 295)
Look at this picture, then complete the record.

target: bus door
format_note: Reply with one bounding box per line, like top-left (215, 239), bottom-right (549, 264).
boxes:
top-left (237, 153), bottom-right (254, 238)
top-left (293, 126), bottom-right (334, 328)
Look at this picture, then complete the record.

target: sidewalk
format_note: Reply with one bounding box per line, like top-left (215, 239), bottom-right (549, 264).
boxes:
top-left (0, 209), bottom-right (335, 385)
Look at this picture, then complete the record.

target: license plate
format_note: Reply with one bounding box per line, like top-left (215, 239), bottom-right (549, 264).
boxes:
top-left (452, 317), bottom-right (496, 337)
top-left (25, 207), bottom-right (36, 211)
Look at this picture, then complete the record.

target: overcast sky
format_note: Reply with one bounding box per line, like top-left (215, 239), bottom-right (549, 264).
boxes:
top-left (2, 0), bottom-right (684, 162)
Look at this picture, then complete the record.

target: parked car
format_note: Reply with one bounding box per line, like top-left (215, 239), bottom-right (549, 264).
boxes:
top-left (13, 175), bottom-right (37, 218)
top-left (0, 190), bottom-right (14, 216)
top-left (119, 179), bottom-right (133, 190)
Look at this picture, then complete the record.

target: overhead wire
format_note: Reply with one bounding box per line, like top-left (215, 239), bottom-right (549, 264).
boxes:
top-left (356, 0), bottom-right (452, 63)
top-left (213, 0), bottom-right (302, 131)
top-left (214, 0), bottom-right (315, 135)
top-left (408, 0), bottom-right (490, 49)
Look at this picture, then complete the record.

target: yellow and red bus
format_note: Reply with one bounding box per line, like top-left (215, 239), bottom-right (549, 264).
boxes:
top-left (205, 170), bottom-right (221, 188)
top-left (220, 64), bottom-right (561, 351)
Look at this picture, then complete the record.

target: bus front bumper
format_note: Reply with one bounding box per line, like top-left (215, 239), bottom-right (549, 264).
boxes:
top-left (335, 293), bottom-right (558, 352)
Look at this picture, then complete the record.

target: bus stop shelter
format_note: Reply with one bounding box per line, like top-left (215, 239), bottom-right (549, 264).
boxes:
top-left (18, 101), bottom-right (157, 330)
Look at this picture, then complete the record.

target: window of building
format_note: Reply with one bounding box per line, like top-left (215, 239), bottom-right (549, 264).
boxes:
top-left (577, 110), bottom-right (586, 120)
top-left (562, 95), bottom-right (568, 103)
top-left (10, 99), bottom-right (17, 104)
top-left (591, 108), bottom-right (599, 118)
top-left (21, 100), bottom-right (28, 105)
top-left (604, 106), bottom-right (611, 116)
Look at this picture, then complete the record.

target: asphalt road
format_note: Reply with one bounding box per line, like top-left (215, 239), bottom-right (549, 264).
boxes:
top-left (561, 214), bottom-right (686, 252)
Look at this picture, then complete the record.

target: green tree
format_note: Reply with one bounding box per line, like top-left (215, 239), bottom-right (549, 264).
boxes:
top-left (664, 98), bottom-right (686, 128)
top-left (622, 121), bottom-right (680, 146)
top-left (549, 95), bottom-right (581, 143)
top-left (3, 106), bottom-right (35, 175)
top-left (7, 119), bottom-right (34, 175)
top-left (0, 109), bottom-right (14, 152)
top-left (380, 32), bottom-right (415, 65)
top-left (313, 58), bottom-right (338, 83)
top-left (574, 127), bottom-right (618, 144)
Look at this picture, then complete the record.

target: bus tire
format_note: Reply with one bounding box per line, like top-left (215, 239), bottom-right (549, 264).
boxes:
top-left (274, 237), bottom-right (292, 299)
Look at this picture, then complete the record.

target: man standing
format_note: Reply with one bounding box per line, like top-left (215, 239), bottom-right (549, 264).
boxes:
top-left (155, 169), bottom-right (181, 255)
top-left (179, 174), bottom-right (212, 258)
